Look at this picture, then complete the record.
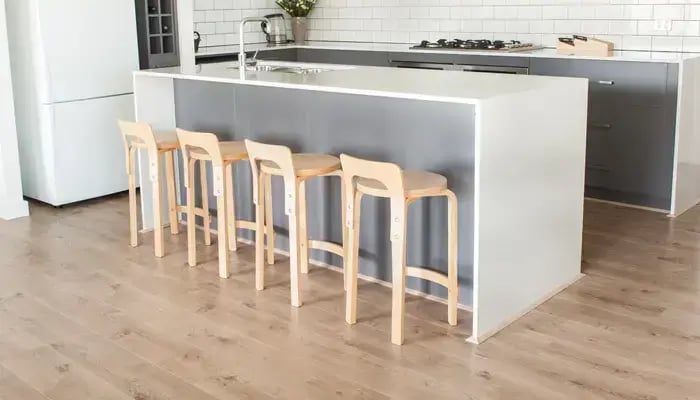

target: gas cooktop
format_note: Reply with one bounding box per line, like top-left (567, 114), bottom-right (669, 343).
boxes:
top-left (411, 39), bottom-right (541, 52)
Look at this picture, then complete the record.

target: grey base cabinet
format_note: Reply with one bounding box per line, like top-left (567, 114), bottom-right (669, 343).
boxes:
top-left (256, 48), bottom-right (298, 62)
top-left (297, 48), bottom-right (390, 66)
top-left (530, 58), bottom-right (678, 210)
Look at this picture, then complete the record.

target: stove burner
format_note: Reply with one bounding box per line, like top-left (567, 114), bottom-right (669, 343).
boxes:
top-left (413, 39), bottom-right (528, 51)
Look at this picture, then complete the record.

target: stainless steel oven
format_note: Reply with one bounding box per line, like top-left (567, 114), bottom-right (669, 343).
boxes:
top-left (389, 60), bottom-right (529, 75)
top-left (389, 61), bottom-right (453, 70)
top-left (457, 64), bottom-right (528, 74)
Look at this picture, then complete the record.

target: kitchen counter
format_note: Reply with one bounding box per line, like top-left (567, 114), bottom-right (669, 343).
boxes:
top-left (132, 62), bottom-right (587, 345)
top-left (138, 61), bottom-right (580, 104)
top-left (195, 40), bottom-right (700, 63)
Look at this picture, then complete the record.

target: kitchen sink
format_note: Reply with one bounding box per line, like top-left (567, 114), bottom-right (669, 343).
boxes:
top-left (247, 64), bottom-right (333, 74)
top-left (229, 61), bottom-right (353, 75)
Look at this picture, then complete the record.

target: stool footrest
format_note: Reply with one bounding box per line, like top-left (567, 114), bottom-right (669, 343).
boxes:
top-left (309, 240), bottom-right (344, 258)
top-left (236, 220), bottom-right (260, 232)
top-left (405, 266), bottom-right (449, 288)
top-left (176, 205), bottom-right (209, 218)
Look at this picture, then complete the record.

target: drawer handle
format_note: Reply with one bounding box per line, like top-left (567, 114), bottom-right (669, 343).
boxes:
top-left (587, 165), bottom-right (611, 172)
top-left (596, 80), bottom-right (615, 86)
top-left (590, 123), bottom-right (612, 129)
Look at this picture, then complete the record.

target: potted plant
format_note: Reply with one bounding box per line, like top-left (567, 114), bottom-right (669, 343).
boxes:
top-left (275, 0), bottom-right (316, 44)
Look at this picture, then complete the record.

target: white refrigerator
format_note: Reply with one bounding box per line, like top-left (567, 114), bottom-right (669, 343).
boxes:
top-left (5, 0), bottom-right (140, 206)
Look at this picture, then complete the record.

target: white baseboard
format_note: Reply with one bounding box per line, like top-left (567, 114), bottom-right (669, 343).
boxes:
top-left (0, 199), bottom-right (29, 220)
top-left (465, 273), bottom-right (585, 344)
top-left (584, 197), bottom-right (667, 214)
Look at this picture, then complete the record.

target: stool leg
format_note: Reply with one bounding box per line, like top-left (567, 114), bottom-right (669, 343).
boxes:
top-left (200, 160), bottom-right (212, 246)
top-left (390, 203), bottom-right (408, 346)
top-left (128, 148), bottom-right (138, 247)
top-left (340, 174), bottom-right (348, 291)
top-left (216, 166), bottom-right (230, 279)
top-left (288, 180), bottom-right (302, 307)
top-left (264, 172), bottom-right (275, 265)
top-left (225, 163), bottom-right (238, 252)
top-left (298, 180), bottom-right (309, 274)
top-left (186, 158), bottom-right (197, 267)
top-left (446, 190), bottom-right (459, 326)
top-left (165, 150), bottom-right (179, 235)
top-left (255, 172), bottom-right (266, 291)
top-left (152, 153), bottom-right (165, 258)
top-left (345, 191), bottom-right (362, 325)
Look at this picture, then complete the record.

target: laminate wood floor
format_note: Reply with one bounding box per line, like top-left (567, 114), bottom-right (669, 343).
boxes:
top-left (0, 195), bottom-right (698, 400)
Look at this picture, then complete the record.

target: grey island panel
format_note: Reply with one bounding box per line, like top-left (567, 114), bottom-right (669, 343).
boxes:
top-left (174, 79), bottom-right (476, 306)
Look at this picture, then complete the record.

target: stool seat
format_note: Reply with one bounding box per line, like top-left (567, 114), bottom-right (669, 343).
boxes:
top-left (130, 132), bottom-right (179, 152)
top-left (190, 141), bottom-right (248, 162)
top-left (357, 170), bottom-right (447, 198)
top-left (261, 153), bottom-right (341, 177)
top-left (154, 132), bottom-right (179, 151)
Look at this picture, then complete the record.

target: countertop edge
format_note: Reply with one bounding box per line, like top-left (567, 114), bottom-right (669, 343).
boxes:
top-left (133, 69), bottom-right (483, 105)
top-left (194, 41), bottom-right (700, 64)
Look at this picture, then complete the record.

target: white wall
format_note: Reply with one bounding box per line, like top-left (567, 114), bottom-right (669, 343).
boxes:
top-left (194, 0), bottom-right (277, 46)
top-left (0, 0), bottom-right (29, 219)
top-left (0, 0), bottom-right (28, 220)
top-left (194, 0), bottom-right (700, 52)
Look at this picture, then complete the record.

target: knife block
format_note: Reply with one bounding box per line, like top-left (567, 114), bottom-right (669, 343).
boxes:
top-left (557, 37), bottom-right (614, 57)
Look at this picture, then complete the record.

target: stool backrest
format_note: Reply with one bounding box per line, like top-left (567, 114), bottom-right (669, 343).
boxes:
top-left (340, 154), bottom-right (406, 240)
top-left (118, 120), bottom-right (157, 149)
top-left (118, 120), bottom-right (158, 179)
top-left (176, 129), bottom-right (225, 195)
top-left (244, 139), bottom-right (297, 215)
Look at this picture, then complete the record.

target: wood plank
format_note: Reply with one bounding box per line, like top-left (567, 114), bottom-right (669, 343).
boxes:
top-left (0, 196), bottom-right (699, 399)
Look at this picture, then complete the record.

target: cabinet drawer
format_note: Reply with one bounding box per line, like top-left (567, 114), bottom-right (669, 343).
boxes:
top-left (585, 121), bottom-right (615, 190)
top-left (585, 166), bottom-right (614, 190)
top-left (388, 51), bottom-right (529, 68)
top-left (530, 58), bottom-right (669, 107)
top-left (607, 106), bottom-right (673, 197)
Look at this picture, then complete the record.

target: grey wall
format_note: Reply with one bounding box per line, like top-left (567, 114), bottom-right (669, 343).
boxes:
top-left (174, 80), bottom-right (476, 306)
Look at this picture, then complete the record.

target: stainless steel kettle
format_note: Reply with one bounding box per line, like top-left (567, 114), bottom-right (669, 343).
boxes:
top-left (261, 13), bottom-right (288, 44)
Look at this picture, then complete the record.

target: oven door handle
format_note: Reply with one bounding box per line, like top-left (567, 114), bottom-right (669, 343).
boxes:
top-left (389, 60), bottom-right (454, 70)
top-left (458, 64), bottom-right (529, 74)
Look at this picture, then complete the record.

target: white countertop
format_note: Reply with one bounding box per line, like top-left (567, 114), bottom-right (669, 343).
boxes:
top-left (134, 61), bottom-right (583, 105)
top-left (195, 41), bottom-right (700, 63)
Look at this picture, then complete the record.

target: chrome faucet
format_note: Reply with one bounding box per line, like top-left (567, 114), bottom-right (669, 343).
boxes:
top-left (239, 17), bottom-right (270, 70)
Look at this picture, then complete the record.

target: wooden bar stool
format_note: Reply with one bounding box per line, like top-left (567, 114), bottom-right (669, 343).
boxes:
top-left (245, 139), bottom-right (346, 307)
top-left (118, 120), bottom-right (182, 258)
top-left (340, 154), bottom-right (458, 345)
top-left (176, 129), bottom-right (274, 279)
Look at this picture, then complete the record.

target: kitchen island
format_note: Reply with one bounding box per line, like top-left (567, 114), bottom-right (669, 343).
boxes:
top-left (199, 42), bottom-right (700, 215)
top-left (132, 61), bottom-right (588, 344)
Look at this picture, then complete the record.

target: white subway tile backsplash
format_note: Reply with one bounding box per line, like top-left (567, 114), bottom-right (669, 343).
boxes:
top-left (194, 0), bottom-right (700, 52)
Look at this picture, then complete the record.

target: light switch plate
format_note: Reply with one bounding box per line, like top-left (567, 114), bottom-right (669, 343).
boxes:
top-left (654, 19), bottom-right (673, 32)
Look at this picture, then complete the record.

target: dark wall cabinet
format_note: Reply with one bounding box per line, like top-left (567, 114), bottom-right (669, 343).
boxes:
top-left (135, 0), bottom-right (180, 69)
top-left (530, 58), bottom-right (678, 209)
